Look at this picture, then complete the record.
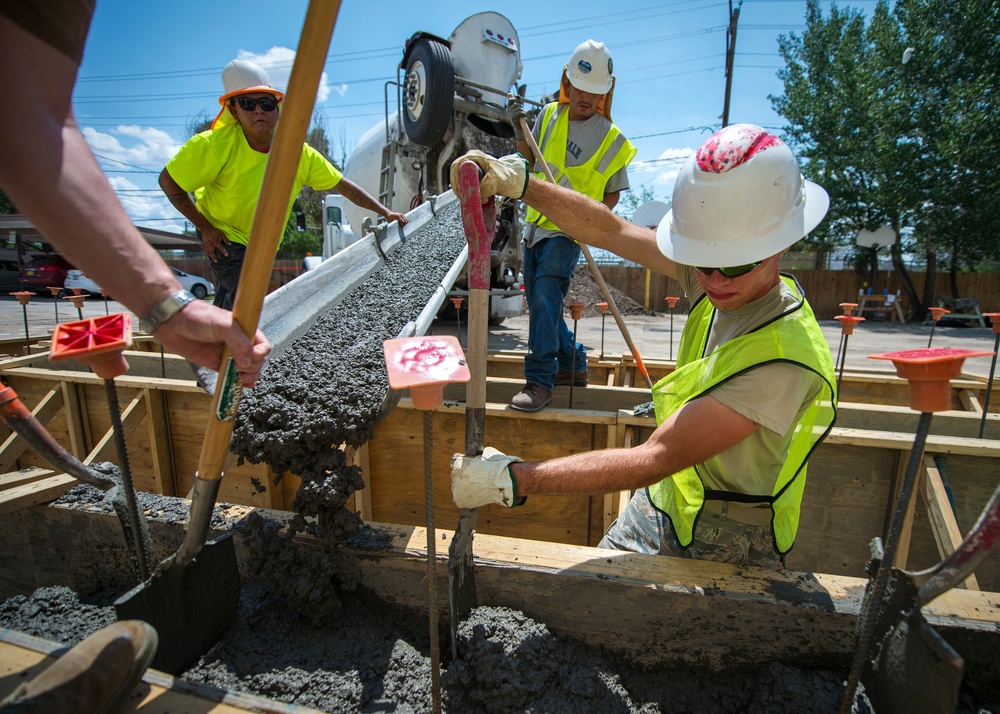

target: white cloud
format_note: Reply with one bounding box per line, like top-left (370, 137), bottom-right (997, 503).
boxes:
top-left (237, 47), bottom-right (331, 104)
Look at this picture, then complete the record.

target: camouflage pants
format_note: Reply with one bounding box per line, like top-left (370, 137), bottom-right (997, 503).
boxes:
top-left (598, 488), bottom-right (786, 571)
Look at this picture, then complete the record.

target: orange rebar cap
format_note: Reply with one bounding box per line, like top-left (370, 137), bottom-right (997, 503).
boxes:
top-left (985, 312), bottom-right (1000, 335)
top-left (10, 291), bottom-right (32, 306)
top-left (597, 302), bottom-right (608, 314)
top-left (839, 302), bottom-right (857, 315)
top-left (63, 294), bottom-right (87, 309)
top-left (928, 307), bottom-right (949, 322)
top-left (834, 314), bottom-right (865, 336)
top-left (665, 296), bottom-right (680, 309)
top-left (50, 313), bottom-right (133, 379)
top-left (567, 301), bottom-right (585, 320)
top-left (868, 347), bottom-right (994, 412)
top-left (383, 335), bottom-right (470, 410)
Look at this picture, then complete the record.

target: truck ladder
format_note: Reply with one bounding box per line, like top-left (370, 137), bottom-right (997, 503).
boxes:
top-left (378, 141), bottom-right (398, 211)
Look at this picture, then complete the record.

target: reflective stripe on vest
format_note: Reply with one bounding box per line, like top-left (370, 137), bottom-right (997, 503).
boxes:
top-left (525, 103), bottom-right (636, 232)
top-left (646, 275), bottom-right (837, 554)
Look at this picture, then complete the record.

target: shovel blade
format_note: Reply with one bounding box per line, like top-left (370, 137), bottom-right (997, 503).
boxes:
top-left (861, 569), bottom-right (964, 714)
top-left (114, 533), bottom-right (240, 675)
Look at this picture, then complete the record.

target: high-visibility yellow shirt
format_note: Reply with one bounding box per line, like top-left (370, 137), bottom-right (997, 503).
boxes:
top-left (166, 121), bottom-right (342, 248)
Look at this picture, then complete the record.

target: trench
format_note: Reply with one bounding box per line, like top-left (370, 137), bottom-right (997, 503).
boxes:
top-left (2, 203), bottom-right (997, 712)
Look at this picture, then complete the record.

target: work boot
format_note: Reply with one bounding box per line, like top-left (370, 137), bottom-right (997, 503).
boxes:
top-left (0, 620), bottom-right (158, 714)
top-left (510, 383), bottom-right (553, 412)
top-left (554, 368), bottom-right (588, 387)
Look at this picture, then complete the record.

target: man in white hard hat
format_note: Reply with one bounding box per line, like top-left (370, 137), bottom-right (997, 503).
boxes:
top-left (449, 124), bottom-right (837, 568)
top-left (160, 59), bottom-right (408, 309)
top-left (503, 40), bottom-right (636, 412)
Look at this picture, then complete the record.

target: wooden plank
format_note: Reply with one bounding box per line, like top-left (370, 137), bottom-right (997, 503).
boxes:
top-left (893, 446), bottom-right (923, 569)
top-left (145, 389), bottom-right (176, 497)
top-left (60, 381), bottom-right (90, 459)
top-left (0, 366), bottom-right (206, 393)
top-left (922, 455), bottom-right (979, 591)
top-left (960, 389), bottom-right (983, 414)
top-left (824, 427), bottom-right (1000, 457)
top-left (0, 468), bottom-right (55, 490)
top-left (0, 386), bottom-right (63, 472)
top-left (0, 474), bottom-right (76, 514)
top-left (355, 441), bottom-right (373, 520)
top-left (83, 391), bottom-right (146, 465)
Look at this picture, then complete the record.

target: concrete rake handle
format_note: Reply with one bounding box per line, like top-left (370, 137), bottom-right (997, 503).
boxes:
top-left (196, 0), bottom-right (342, 483)
top-left (515, 109), bottom-right (655, 390)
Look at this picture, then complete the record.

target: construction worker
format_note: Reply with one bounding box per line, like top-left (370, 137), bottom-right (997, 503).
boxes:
top-left (503, 40), bottom-right (636, 412)
top-left (450, 124), bottom-right (837, 569)
top-left (159, 59), bottom-right (408, 310)
top-left (0, 3), bottom-right (265, 709)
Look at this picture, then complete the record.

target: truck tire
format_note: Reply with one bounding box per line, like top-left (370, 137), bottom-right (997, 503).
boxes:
top-left (402, 39), bottom-right (454, 147)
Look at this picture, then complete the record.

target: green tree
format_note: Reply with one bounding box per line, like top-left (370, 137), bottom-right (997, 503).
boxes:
top-left (0, 189), bottom-right (16, 215)
top-left (772, 0), bottom-right (1000, 319)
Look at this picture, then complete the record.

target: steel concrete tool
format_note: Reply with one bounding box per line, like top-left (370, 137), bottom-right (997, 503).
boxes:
top-left (385, 334), bottom-right (470, 714)
top-left (514, 101), bottom-right (655, 391)
top-left (451, 160), bottom-right (494, 657)
top-left (49, 313), bottom-right (151, 581)
top-left (840, 347), bottom-right (995, 714)
top-left (114, 0), bottom-right (342, 675)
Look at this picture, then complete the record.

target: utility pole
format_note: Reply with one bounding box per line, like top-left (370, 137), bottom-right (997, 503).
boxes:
top-left (722, 0), bottom-right (742, 127)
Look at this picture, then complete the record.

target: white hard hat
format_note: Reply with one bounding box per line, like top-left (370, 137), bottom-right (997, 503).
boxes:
top-left (218, 59), bottom-right (285, 106)
top-left (656, 124), bottom-right (829, 266)
top-left (564, 40), bottom-right (614, 95)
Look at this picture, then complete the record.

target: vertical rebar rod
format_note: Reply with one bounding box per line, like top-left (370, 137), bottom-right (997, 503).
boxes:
top-left (569, 319), bottom-right (579, 409)
top-left (423, 410), bottom-right (442, 713)
top-left (599, 312), bottom-right (606, 360)
top-left (669, 308), bottom-right (675, 361)
top-left (837, 334), bottom-right (851, 395)
top-left (20, 304), bottom-right (30, 355)
top-left (979, 332), bottom-right (1000, 439)
top-left (104, 379), bottom-right (150, 581)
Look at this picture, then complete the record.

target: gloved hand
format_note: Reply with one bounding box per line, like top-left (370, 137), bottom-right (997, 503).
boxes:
top-left (449, 150), bottom-right (529, 201)
top-left (506, 95), bottom-right (527, 140)
top-left (451, 446), bottom-right (524, 509)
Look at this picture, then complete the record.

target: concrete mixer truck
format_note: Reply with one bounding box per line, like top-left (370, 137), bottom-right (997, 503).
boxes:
top-left (340, 12), bottom-right (526, 323)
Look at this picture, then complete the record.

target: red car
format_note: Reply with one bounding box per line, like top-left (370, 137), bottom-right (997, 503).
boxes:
top-left (19, 254), bottom-right (74, 295)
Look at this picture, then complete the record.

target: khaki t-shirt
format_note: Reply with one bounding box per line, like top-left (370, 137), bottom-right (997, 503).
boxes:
top-left (677, 266), bottom-right (824, 500)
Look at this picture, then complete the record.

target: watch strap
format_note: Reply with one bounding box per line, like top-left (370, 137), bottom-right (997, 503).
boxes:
top-left (139, 290), bottom-right (196, 333)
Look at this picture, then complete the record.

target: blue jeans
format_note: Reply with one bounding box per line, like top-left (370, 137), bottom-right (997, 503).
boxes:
top-left (523, 235), bottom-right (587, 390)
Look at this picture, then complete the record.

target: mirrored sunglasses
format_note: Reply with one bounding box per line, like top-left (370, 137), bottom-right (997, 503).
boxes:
top-left (234, 95), bottom-right (278, 112)
top-left (694, 262), bottom-right (762, 279)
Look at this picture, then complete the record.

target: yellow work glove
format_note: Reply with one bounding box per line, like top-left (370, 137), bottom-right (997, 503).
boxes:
top-left (450, 446), bottom-right (524, 509)
top-left (449, 150), bottom-right (529, 201)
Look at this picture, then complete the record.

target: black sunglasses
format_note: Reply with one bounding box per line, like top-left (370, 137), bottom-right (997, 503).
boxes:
top-left (233, 95), bottom-right (278, 112)
top-left (694, 262), bottom-right (762, 279)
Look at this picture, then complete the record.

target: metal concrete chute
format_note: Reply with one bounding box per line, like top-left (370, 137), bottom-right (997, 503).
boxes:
top-left (259, 190), bottom-right (459, 359)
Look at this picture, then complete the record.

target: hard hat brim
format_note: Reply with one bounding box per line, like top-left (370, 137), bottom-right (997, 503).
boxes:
top-left (656, 179), bottom-right (829, 267)
top-left (565, 72), bottom-right (612, 95)
top-left (218, 86), bottom-right (286, 106)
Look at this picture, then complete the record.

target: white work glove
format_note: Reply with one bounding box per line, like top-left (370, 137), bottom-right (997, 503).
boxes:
top-left (506, 95), bottom-right (527, 140)
top-left (451, 446), bottom-right (524, 509)
top-left (449, 150), bottom-right (529, 201)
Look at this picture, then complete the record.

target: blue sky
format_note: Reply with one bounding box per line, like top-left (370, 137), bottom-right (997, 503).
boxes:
top-left (74, 0), bottom-right (880, 233)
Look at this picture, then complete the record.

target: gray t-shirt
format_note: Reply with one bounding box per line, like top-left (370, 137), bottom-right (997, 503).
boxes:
top-left (677, 266), bottom-right (824, 502)
top-left (525, 107), bottom-right (631, 248)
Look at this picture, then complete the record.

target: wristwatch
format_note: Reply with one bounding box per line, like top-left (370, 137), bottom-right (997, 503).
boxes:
top-left (139, 290), bottom-right (196, 333)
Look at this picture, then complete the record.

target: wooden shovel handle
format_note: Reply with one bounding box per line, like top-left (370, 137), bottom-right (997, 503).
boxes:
top-left (196, 0), bottom-right (342, 482)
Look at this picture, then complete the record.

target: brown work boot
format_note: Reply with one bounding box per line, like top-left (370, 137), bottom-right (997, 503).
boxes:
top-left (0, 620), bottom-right (157, 714)
top-left (510, 383), bottom-right (553, 412)
top-left (554, 368), bottom-right (588, 387)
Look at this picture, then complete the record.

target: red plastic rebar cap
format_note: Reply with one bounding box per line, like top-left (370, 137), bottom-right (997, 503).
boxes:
top-left (834, 314), bottom-right (865, 335)
top-left (597, 301), bottom-right (608, 314)
top-left (839, 302), bottom-right (858, 315)
top-left (868, 347), bottom-right (994, 412)
top-left (47, 286), bottom-right (61, 296)
top-left (665, 296), bottom-right (680, 308)
top-left (49, 313), bottom-right (133, 379)
top-left (63, 294), bottom-right (87, 308)
top-left (450, 296), bottom-right (464, 308)
top-left (984, 312), bottom-right (1000, 335)
top-left (567, 301), bottom-right (585, 320)
top-left (928, 307), bottom-right (949, 322)
top-left (10, 291), bottom-right (33, 306)
top-left (383, 335), bottom-right (470, 410)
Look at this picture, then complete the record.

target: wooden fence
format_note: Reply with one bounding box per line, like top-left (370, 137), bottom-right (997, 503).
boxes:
top-left (598, 266), bottom-right (1000, 321)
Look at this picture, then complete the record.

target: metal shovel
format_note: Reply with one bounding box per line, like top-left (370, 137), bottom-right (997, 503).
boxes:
top-left (114, 0), bottom-right (342, 675)
top-left (860, 482), bottom-right (1000, 714)
top-left (449, 161), bottom-right (495, 658)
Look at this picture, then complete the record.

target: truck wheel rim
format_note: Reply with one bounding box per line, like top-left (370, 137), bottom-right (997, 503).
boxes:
top-left (404, 61), bottom-right (427, 122)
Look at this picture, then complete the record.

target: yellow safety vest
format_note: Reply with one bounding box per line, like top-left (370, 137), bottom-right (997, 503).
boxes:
top-left (525, 103), bottom-right (636, 232)
top-left (646, 275), bottom-right (837, 554)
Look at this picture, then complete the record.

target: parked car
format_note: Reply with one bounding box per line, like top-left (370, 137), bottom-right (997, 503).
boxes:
top-left (64, 266), bottom-right (215, 300)
top-left (0, 260), bottom-right (22, 292)
top-left (20, 254), bottom-right (73, 294)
